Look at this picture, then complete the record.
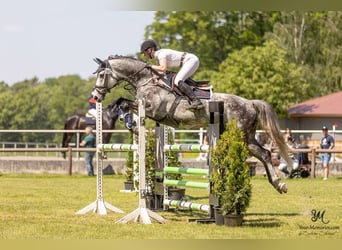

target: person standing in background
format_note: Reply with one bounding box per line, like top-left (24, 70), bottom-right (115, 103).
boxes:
top-left (87, 94), bottom-right (97, 118)
top-left (80, 127), bottom-right (96, 176)
top-left (283, 128), bottom-right (295, 144)
top-left (320, 126), bottom-right (335, 180)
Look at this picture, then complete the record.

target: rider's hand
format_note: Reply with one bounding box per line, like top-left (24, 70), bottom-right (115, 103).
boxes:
top-left (145, 63), bottom-right (152, 69)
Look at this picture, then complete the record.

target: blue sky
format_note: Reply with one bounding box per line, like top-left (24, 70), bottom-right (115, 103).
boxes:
top-left (0, 0), bottom-right (155, 85)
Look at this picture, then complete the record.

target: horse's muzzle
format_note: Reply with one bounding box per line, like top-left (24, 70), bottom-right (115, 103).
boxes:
top-left (91, 90), bottom-right (103, 102)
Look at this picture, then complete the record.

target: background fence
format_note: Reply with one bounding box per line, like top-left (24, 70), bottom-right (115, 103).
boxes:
top-left (1, 129), bottom-right (342, 177)
top-left (1, 128), bottom-right (342, 154)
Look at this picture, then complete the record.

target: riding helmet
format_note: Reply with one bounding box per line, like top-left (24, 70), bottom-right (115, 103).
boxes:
top-left (140, 39), bottom-right (158, 53)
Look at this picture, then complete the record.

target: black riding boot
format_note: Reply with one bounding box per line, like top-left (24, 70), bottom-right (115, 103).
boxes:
top-left (178, 81), bottom-right (204, 110)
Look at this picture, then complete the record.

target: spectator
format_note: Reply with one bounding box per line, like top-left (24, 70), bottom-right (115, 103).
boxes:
top-left (320, 126), bottom-right (335, 180)
top-left (297, 136), bottom-right (310, 169)
top-left (286, 136), bottom-right (299, 170)
top-left (283, 128), bottom-right (295, 144)
top-left (80, 127), bottom-right (96, 176)
top-left (270, 136), bottom-right (298, 179)
top-left (287, 136), bottom-right (311, 178)
top-left (87, 94), bottom-right (97, 118)
top-left (271, 152), bottom-right (290, 179)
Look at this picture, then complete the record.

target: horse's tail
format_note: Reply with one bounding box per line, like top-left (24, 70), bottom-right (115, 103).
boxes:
top-left (252, 100), bottom-right (293, 167)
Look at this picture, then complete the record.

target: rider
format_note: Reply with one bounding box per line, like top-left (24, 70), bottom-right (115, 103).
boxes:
top-left (140, 39), bottom-right (204, 110)
top-left (87, 94), bottom-right (97, 118)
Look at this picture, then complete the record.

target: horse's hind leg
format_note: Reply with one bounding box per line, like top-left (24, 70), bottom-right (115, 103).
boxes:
top-left (247, 141), bottom-right (288, 194)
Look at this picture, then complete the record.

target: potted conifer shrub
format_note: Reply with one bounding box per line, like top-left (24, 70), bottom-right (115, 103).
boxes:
top-left (210, 124), bottom-right (229, 226)
top-left (211, 119), bottom-right (252, 227)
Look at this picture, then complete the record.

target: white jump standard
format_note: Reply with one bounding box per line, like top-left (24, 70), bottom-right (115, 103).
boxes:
top-left (76, 101), bottom-right (124, 215)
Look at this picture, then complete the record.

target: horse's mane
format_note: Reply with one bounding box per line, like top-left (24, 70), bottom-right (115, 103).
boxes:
top-left (108, 55), bottom-right (146, 64)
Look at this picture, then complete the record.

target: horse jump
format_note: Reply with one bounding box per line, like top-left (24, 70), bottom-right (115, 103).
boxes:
top-left (163, 144), bottom-right (210, 190)
top-left (98, 99), bottom-right (167, 224)
top-left (163, 144), bottom-right (211, 213)
top-left (157, 102), bottom-right (225, 222)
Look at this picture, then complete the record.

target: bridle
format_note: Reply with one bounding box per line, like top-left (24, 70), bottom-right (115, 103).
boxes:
top-left (93, 60), bottom-right (121, 96)
top-left (93, 59), bottom-right (152, 97)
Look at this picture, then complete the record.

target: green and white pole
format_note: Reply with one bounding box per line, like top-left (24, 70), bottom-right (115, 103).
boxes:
top-left (164, 167), bottom-right (209, 176)
top-left (97, 143), bottom-right (138, 152)
top-left (163, 199), bottom-right (210, 213)
top-left (163, 144), bottom-right (209, 153)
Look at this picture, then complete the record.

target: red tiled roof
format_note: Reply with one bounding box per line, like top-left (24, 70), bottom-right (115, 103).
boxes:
top-left (288, 91), bottom-right (342, 117)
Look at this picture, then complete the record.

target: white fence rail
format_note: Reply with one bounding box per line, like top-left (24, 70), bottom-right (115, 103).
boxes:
top-left (1, 129), bottom-right (342, 149)
top-left (1, 129), bottom-right (342, 177)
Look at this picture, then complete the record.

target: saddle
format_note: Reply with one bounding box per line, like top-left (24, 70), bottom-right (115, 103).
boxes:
top-left (156, 71), bottom-right (213, 99)
top-left (81, 114), bottom-right (96, 126)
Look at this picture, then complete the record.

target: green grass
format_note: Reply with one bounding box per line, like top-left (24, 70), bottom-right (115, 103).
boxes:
top-left (0, 174), bottom-right (341, 239)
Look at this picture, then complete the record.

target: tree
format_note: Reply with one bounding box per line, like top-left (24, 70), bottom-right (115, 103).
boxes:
top-left (311, 11), bottom-right (342, 94)
top-left (0, 74), bottom-right (134, 144)
top-left (0, 81), bottom-right (9, 92)
top-left (212, 40), bottom-right (308, 117)
top-left (144, 11), bottom-right (277, 72)
top-left (268, 11), bottom-right (342, 97)
top-left (46, 75), bottom-right (90, 130)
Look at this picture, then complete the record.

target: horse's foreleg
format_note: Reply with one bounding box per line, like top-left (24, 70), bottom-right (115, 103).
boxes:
top-left (247, 142), bottom-right (288, 194)
top-left (62, 133), bottom-right (74, 159)
top-left (118, 101), bottom-right (139, 134)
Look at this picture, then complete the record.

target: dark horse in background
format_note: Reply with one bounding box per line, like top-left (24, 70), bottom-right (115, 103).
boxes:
top-left (61, 98), bottom-right (131, 158)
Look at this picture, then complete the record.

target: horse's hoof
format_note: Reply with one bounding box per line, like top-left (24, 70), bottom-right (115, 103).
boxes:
top-left (132, 126), bottom-right (139, 135)
top-left (277, 182), bottom-right (288, 194)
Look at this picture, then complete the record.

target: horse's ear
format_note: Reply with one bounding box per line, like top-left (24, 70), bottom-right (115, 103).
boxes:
top-left (93, 57), bottom-right (107, 74)
top-left (93, 57), bottom-right (104, 65)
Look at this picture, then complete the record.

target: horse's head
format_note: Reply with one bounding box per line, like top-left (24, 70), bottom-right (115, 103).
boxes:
top-left (92, 57), bottom-right (122, 102)
top-left (92, 55), bottom-right (151, 102)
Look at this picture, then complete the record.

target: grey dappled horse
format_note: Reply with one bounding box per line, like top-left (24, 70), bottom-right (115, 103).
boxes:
top-left (91, 55), bottom-right (292, 194)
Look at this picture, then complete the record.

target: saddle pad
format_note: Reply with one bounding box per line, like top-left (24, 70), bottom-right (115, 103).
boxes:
top-left (80, 117), bottom-right (96, 126)
top-left (194, 86), bottom-right (213, 99)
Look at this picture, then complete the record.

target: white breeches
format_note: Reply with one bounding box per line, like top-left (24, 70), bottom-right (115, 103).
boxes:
top-left (174, 54), bottom-right (199, 86)
top-left (88, 108), bottom-right (97, 117)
